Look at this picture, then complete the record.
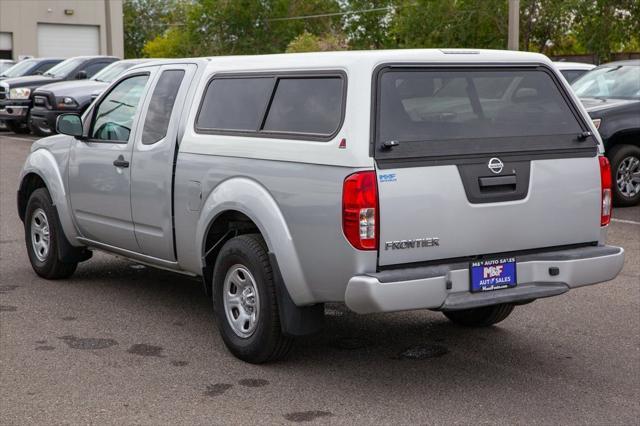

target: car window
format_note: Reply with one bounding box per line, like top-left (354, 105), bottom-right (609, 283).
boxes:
top-left (1, 59), bottom-right (36, 77)
top-left (44, 57), bottom-right (84, 78)
top-left (84, 62), bottom-right (111, 78)
top-left (378, 69), bottom-right (582, 144)
top-left (560, 69), bottom-right (587, 83)
top-left (32, 61), bottom-right (58, 75)
top-left (196, 77), bottom-right (273, 131)
top-left (262, 77), bottom-right (343, 135)
top-left (91, 74), bottom-right (149, 142)
top-left (141, 70), bottom-right (185, 145)
top-left (92, 61), bottom-right (136, 83)
top-left (572, 65), bottom-right (640, 99)
top-left (0, 62), bottom-right (15, 73)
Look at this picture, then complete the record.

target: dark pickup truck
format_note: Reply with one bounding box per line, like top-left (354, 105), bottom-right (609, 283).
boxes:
top-left (0, 56), bottom-right (117, 133)
top-left (573, 60), bottom-right (640, 206)
top-left (29, 59), bottom-right (151, 136)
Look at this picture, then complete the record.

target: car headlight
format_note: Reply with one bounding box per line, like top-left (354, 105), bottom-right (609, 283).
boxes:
top-left (56, 96), bottom-right (79, 109)
top-left (8, 87), bottom-right (30, 99)
top-left (592, 118), bottom-right (602, 130)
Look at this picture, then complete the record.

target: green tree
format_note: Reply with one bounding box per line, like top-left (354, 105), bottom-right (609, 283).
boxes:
top-left (574, 0), bottom-right (638, 63)
top-left (143, 0), bottom-right (343, 57)
top-left (285, 30), bottom-right (347, 52)
top-left (342, 0), bottom-right (397, 49)
top-left (390, 0), bottom-right (509, 49)
top-left (123, 0), bottom-right (178, 58)
top-left (520, 0), bottom-right (577, 54)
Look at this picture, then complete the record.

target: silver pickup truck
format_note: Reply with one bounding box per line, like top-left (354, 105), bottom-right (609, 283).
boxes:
top-left (18, 50), bottom-right (625, 363)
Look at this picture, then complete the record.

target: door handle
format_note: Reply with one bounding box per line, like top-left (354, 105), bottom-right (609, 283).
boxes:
top-left (479, 175), bottom-right (516, 188)
top-left (113, 155), bottom-right (129, 168)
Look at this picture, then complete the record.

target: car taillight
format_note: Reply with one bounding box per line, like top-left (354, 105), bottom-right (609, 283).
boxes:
top-left (342, 171), bottom-right (378, 250)
top-left (599, 156), bottom-right (612, 226)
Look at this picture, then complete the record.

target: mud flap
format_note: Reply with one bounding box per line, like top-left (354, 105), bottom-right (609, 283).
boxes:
top-left (51, 205), bottom-right (92, 263)
top-left (269, 252), bottom-right (324, 337)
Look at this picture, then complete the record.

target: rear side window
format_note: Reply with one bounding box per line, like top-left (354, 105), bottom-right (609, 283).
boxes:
top-left (195, 73), bottom-right (345, 140)
top-left (142, 70), bottom-right (185, 145)
top-left (197, 77), bottom-right (273, 132)
top-left (375, 67), bottom-right (589, 161)
top-left (263, 77), bottom-right (343, 135)
top-left (84, 62), bottom-right (111, 78)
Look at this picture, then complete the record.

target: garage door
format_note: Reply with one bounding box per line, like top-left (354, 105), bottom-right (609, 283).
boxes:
top-left (37, 24), bottom-right (100, 57)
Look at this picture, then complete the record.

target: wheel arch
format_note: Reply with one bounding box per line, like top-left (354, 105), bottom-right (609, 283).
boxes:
top-left (605, 128), bottom-right (640, 151)
top-left (195, 177), bottom-right (314, 305)
top-left (18, 149), bottom-right (81, 246)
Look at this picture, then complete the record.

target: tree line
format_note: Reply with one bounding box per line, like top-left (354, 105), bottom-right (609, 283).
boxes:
top-left (124, 0), bottom-right (640, 63)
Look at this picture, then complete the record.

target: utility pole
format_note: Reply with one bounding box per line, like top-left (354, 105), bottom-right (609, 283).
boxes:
top-left (508, 0), bottom-right (520, 50)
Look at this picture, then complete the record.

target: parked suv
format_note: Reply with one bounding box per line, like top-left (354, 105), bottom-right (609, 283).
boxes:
top-left (572, 60), bottom-right (640, 206)
top-left (29, 59), bottom-right (152, 136)
top-left (0, 56), bottom-right (117, 133)
top-left (18, 51), bottom-right (624, 363)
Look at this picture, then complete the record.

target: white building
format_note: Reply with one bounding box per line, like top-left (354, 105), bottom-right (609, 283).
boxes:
top-left (0, 0), bottom-right (124, 60)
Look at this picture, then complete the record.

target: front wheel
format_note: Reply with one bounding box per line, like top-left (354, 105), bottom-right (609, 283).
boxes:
top-left (5, 119), bottom-right (30, 134)
top-left (24, 188), bottom-right (78, 279)
top-left (609, 144), bottom-right (640, 206)
top-left (213, 234), bottom-right (292, 363)
top-left (443, 304), bottom-right (514, 327)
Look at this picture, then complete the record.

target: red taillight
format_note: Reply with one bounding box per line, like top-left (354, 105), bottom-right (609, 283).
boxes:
top-left (599, 156), bottom-right (612, 226)
top-left (342, 171), bottom-right (378, 250)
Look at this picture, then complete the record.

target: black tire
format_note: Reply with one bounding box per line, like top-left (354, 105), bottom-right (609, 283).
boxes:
top-left (29, 120), bottom-right (53, 137)
top-left (5, 119), bottom-right (30, 134)
top-left (212, 234), bottom-right (293, 363)
top-left (24, 188), bottom-right (77, 279)
top-left (443, 304), bottom-right (515, 327)
top-left (608, 144), bottom-right (640, 207)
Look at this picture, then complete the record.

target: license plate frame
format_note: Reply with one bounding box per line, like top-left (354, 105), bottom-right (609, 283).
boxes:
top-left (470, 257), bottom-right (517, 293)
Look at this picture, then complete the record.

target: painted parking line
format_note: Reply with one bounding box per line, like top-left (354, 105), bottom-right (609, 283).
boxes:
top-left (611, 218), bottom-right (640, 226)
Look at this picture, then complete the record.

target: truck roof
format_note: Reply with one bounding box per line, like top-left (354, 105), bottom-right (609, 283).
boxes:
top-left (133, 49), bottom-right (554, 73)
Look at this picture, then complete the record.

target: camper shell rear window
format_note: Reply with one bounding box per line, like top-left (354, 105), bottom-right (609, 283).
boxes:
top-left (372, 65), bottom-right (595, 166)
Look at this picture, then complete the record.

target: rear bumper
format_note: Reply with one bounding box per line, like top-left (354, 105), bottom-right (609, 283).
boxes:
top-left (345, 245), bottom-right (624, 314)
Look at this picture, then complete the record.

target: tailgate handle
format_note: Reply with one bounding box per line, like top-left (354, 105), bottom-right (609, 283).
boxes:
top-left (478, 175), bottom-right (517, 191)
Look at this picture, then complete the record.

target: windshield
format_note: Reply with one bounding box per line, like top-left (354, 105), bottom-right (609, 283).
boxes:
top-left (44, 57), bottom-right (84, 78)
top-left (0, 61), bottom-right (16, 73)
top-left (1, 60), bottom-right (35, 77)
top-left (92, 61), bottom-right (135, 83)
top-left (572, 65), bottom-right (640, 99)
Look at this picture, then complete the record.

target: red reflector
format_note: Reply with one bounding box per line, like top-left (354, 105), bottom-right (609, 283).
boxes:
top-left (599, 156), bottom-right (612, 226)
top-left (342, 171), bottom-right (378, 250)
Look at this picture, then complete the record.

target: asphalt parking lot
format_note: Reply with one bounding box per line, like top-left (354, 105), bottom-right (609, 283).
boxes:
top-left (1, 132), bottom-right (639, 425)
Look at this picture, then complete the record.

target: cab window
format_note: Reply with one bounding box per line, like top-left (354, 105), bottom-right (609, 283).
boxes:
top-left (90, 74), bottom-right (149, 142)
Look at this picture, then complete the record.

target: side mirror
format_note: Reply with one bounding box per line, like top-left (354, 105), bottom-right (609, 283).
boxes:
top-left (56, 114), bottom-right (83, 137)
top-left (76, 70), bottom-right (87, 80)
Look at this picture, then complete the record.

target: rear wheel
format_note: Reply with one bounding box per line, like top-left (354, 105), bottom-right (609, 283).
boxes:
top-left (213, 234), bottom-right (292, 363)
top-left (24, 188), bottom-right (78, 279)
top-left (443, 304), bottom-right (514, 327)
top-left (609, 144), bottom-right (640, 206)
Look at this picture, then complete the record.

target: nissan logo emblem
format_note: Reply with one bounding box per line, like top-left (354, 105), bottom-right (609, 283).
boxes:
top-left (488, 157), bottom-right (504, 174)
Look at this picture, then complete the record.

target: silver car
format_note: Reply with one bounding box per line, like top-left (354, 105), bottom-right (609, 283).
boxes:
top-left (17, 50), bottom-right (624, 363)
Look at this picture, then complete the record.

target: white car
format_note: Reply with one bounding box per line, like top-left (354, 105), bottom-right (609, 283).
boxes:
top-left (553, 61), bottom-right (596, 83)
